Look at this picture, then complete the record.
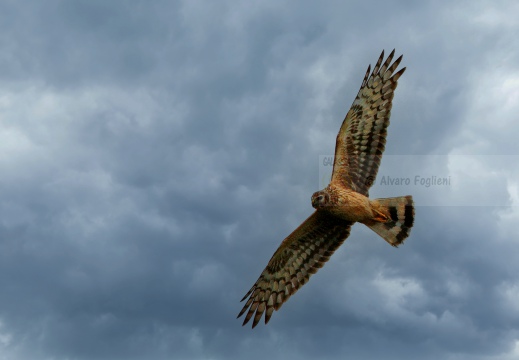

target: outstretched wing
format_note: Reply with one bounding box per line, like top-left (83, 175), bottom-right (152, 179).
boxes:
top-left (238, 211), bottom-right (352, 328)
top-left (331, 49), bottom-right (406, 195)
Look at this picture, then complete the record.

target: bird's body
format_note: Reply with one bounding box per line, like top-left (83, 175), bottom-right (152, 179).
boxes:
top-left (238, 50), bottom-right (415, 328)
top-left (313, 184), bottom-right (375, 222)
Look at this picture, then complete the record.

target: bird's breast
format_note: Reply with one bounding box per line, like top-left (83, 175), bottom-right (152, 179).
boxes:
top-left (328, 190), bottom-right (373, 222)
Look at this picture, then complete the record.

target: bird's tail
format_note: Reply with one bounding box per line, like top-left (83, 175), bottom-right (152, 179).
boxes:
top-left (366, 196), bottom-right (414, 247)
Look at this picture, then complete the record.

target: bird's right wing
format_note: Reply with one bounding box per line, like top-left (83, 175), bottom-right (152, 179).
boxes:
top-left (238, 211), bottom-right (353, 328)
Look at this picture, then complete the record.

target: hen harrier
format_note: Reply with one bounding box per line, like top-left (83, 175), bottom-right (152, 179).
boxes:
top-left (238, 50), bottom-right (414, 328)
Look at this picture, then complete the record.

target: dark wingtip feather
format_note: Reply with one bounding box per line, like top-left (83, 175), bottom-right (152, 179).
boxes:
top-left (237, 299), bottom-right (252, 319)
top-left (361, 64), bottom-right (371, 87)
top-left (242, 317), bottom-right (249, 326)
top-left (388, 54), bottom-right (404, 73)
top-left (392, 66), bottom-right (406, 82)
top-left (240, 286), bottom-right (254, 302)
top-left (394, 53), bottom-right (403, 65)
top-left (380, 49), bottom-right (396, 73)
top-left (265, 307), bottom-right (274, 324)
top-left (251, 320), bottom-right (258, 329)
top-left (372, 50), bottom-right (385, 75)
top-left (237, 306), bottom-right (247, 319)
top-left (242, 310), bottom-right (254, 326)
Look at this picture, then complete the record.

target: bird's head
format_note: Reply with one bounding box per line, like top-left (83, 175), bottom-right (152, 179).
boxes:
top-left (311, 190), bottom-right (331, 209)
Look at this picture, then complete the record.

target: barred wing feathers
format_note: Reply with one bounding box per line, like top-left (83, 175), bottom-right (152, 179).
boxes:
top-left (332, 49), bottom-right (406, 195)
top-left (238, 211), bottom-right (352, 328)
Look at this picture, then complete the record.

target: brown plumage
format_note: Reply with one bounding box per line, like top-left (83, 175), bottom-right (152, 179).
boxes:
top-left (238, 50), bottom-right (415, 328)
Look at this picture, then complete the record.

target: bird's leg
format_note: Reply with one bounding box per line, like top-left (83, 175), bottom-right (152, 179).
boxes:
top-left (372, 209), bottom-right (389, 222)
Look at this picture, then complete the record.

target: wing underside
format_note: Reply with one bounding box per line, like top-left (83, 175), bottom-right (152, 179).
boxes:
top-left (238, 211), bottom-right (352, 328)
top-left (332, 50), bottom-right (406, 195)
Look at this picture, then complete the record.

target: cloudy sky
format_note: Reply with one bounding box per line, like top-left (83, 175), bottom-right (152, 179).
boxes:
top-left (1, 0), bottom-right (519, 359)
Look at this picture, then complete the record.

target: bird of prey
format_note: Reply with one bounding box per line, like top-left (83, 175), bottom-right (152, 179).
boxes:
top-left (238, 50), bottom-right (414, 328)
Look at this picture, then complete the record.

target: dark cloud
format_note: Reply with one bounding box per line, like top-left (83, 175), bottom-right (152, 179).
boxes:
top-left (1, 0), bottom-right (519, 359)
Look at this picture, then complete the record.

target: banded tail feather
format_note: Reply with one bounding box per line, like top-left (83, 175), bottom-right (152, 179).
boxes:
top-left (368, 196), bottom-right (414, 247)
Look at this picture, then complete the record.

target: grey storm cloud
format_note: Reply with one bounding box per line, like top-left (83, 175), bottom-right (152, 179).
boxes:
top-left (1, 0), bottom-right (519, 359)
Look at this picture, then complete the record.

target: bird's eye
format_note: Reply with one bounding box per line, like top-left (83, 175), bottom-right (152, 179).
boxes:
top-left (317, 195), bottom-right (325, 203)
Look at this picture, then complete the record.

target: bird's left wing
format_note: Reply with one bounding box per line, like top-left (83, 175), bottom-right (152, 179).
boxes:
top-left (238, 211), bottom-right (352, 328)
top-left (331, 50), bottom-right (406, 195)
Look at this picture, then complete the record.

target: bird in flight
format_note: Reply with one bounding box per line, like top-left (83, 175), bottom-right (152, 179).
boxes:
top-left (238, 50), bottom-right (414, 328)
